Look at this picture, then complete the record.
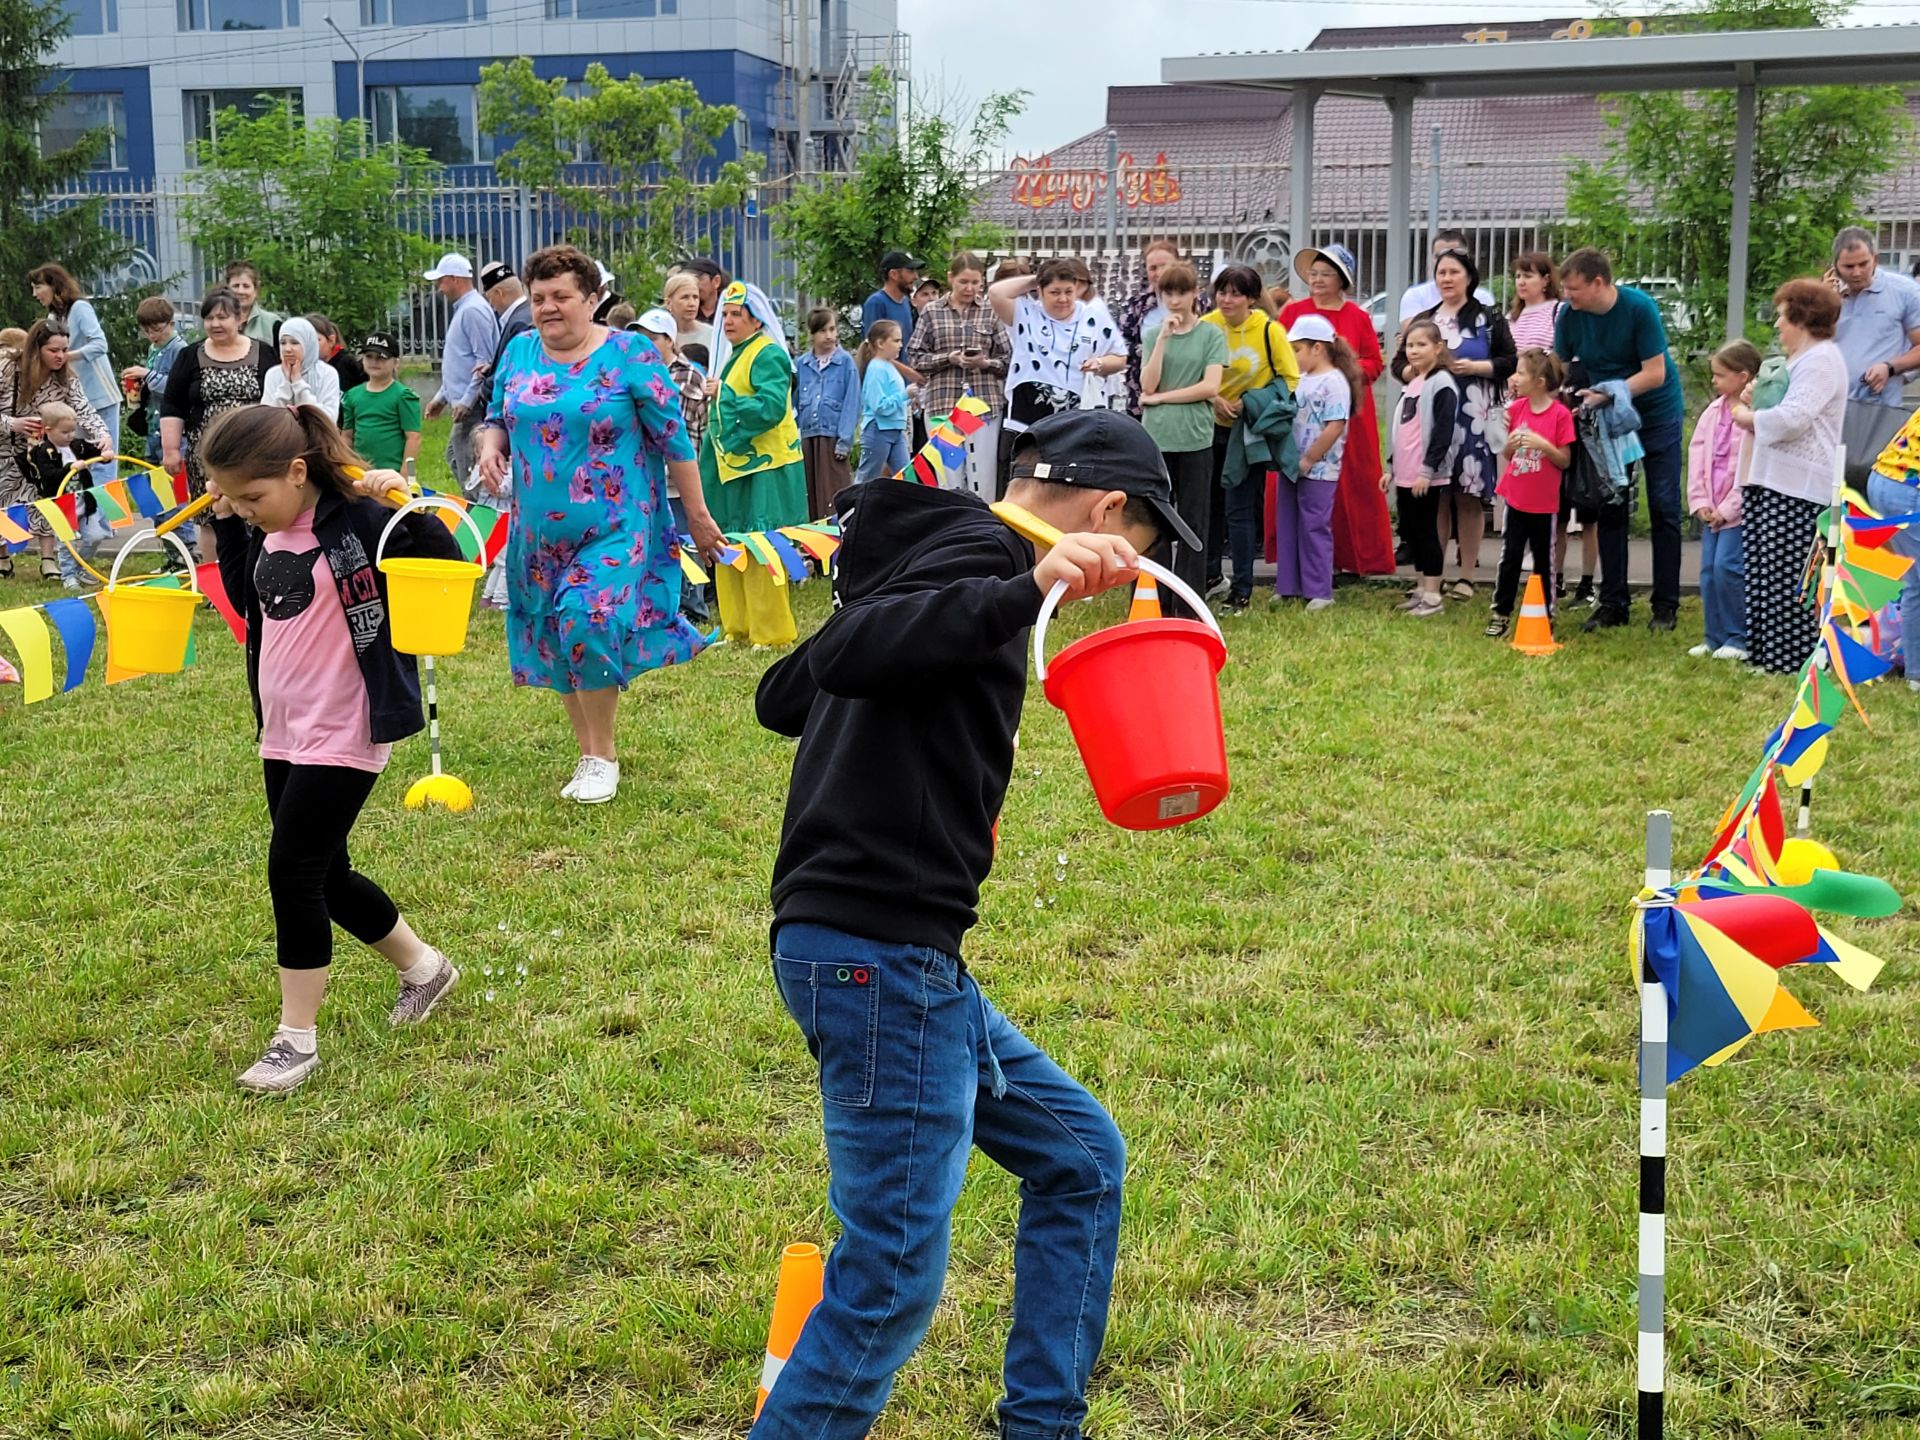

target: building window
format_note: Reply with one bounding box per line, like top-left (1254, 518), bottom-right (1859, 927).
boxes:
top-left (63, 0), bottom-right (119, 34)
top-left (361, 0), bottom-right (487, 20)
top-left (370, 84), bottom-right (492, 166)
top-left (178, 0), bottom-right (298, 30)
top-left (185, 89), bottom-right (303, 161)
top-left (546, 0), bottom-right (677, 17)
top-left (39, 92), bottom-right (128, 171)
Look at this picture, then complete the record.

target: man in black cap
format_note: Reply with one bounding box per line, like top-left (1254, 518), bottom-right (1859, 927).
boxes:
top-left (861, 247), bottom-right (925, 354)
top-left (478, 259), bottom-right (530, 361)
top-left (750, 405), bottom-right (1185, 1440)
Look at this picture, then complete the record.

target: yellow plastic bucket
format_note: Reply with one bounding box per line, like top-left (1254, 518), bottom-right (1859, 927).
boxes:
top-left (375, 496), bottom-right (491, 656)
top-left (379, 556), bottom-right (485, 655)
top-left (105, 529), bottom-right (202, 674)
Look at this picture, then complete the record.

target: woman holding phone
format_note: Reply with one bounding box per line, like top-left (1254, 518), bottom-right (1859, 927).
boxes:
top-left (908, 251), bottom-right (1012, 498)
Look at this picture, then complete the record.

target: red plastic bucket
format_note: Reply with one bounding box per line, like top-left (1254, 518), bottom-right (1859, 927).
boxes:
top-left (1036, 557), bottom-right (1229, 830)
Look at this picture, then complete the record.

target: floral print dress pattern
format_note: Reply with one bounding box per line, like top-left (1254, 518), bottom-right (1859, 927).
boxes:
top-left (488, 328), bottom-right (706, 693)
top-left (183, 341), bottom-right (269, 499)
top-left (1429, 309), bottom-right (1510, 501)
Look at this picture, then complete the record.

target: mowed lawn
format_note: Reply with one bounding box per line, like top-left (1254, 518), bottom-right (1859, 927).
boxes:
top-left (5, 521), bottom-right (1920, 1438)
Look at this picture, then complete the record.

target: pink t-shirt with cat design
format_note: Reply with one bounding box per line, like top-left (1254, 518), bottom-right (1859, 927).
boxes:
top-left (256, 509), bottom-right (391, 773)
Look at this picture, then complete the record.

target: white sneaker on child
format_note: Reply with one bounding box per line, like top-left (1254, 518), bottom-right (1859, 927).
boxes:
top-left (572, 757), bottom-right (620, 805)
top-left (237, 1032), bottom-right (320, 1094)
top-left (1305, 597), bottom-right (1335, 613)
top-left (1712, 645), bottom-right (1749, 662)
top-left (1688, 643), bottom-right (1713, 658)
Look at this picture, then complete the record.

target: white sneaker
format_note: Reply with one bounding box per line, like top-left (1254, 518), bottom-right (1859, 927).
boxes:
top-left (560, 755), bottom-right (594, 799)
top-left (1910, 677), bottom-right (1920, 693)
top-left (1688, 643), bottom-right (1713, 658)
top-left (237, 1033), bottom-right (320, 1094)
top-left (1204, 575), bottom-right (1230, 601)
top-left (1305, 597), bottom-right (1335, 612)
top-left (572, 756), bottom-right (619, 804)
top-left (1712, 645), bottom-right (1749, 662)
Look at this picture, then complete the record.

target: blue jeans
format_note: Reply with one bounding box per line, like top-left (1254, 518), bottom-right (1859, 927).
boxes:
top-left (1867, 472), bottom-right (1920, 660)
top-left (1224, 474), bottom-right (1264, 601)
top-left (855, 423), bottom-right (910, 484)
top-left (1598, 415), bottom-right (1683, 616)
top-left (756, 922), bottom-right (1126, 1440)
top-left (1699, 523), bottom-right (1746, 651)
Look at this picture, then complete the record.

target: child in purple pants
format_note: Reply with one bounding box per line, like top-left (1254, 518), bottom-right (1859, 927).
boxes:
top-left (1276, 314), bottom-right (1361, 610)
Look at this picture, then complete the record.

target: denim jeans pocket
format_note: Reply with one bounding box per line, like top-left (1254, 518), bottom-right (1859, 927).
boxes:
top-left (773, 956), bottom-right (880, 1108)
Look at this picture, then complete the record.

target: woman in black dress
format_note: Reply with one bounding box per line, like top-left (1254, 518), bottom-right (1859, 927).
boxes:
top-left (161, 288), bottom-right (275, 557)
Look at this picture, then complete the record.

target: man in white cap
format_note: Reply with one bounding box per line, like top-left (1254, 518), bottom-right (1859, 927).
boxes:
top-left (422, 252), bottom-right (500, 487)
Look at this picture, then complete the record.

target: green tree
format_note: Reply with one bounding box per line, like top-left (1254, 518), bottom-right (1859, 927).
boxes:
top-left (182, 99), bottom-right (439, 342)
top-left (477, 60), bottom-right (760, 305)
top-left (1561, 0), bottom-right (1910, 344)
top-left (0, 0), bottom-right (134, 330)
top-left (774, 78), bottom-right (1025, 318)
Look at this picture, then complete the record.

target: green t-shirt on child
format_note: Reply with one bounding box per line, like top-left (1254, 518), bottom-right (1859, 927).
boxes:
top-left (341, 381), bottom-right (422, 472)
top-left (1140, 323), bottom-right (1229, 455)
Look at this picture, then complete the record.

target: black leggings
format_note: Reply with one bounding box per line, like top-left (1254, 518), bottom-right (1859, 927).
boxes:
top-left (264, 760), bottom-right (399, 970)
top-left (1493, 510), bottom-right (1557, 618)
top-left (1396, 487), bottom-right (1445, 578)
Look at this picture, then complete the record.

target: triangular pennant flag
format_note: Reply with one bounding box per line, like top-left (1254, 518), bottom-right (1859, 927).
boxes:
top-left (126, 473), bottom-right (163, 518)
top-left (31, 498), bottom-right (76, 543)
top-left (0, 607), bottom-right (56, 703)
top-left (0, 651), bottom-right (16, 685)
top-left (1845, 540), bottom-right (1912, 581)
top-left (1830, 624), bottom-right (1892, 687)
top-left (0, 506), bottom-right (30, 545)
top-left (678, 548), bottom-right (709, 585)
top-left (41, 597), bottom-right (95, 693)
top-left (96, 481), bottom-right (133, 529)
top-left (196, 562), bottom-right (246, 646)
top-left (762, 529), bottom-right (810, 582)
top-left (1812, 926), bottom-right (1886, 990)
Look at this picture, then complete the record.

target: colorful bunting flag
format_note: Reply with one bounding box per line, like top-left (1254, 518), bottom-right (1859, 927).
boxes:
top-left (42, 598), bottom-right (94, 693)
top-left (32, 497), bottom-right (77, 543)
top-left (0, 607), bottom-right (54, 703)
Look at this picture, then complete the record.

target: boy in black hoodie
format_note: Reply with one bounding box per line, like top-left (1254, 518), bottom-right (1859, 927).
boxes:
top-left (752, 409), bottom-right (1204, 1440)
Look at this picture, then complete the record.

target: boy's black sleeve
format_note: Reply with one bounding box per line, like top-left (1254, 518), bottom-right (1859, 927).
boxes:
top-left (756, 637), bottom-right (821, 737)
top-left (804, 531), bottom-right (1042, 699)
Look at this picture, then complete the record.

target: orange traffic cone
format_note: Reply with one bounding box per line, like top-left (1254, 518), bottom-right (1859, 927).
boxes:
top-left (755, 1243), bottom-right (824, 1418)
top-left (1127, 573), bottom-right (1163, 621)
top-left (1512, 573), bottom-right (1559, 656)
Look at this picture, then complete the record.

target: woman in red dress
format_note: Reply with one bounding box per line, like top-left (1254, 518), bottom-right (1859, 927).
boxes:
top-left (1280, 244), bottom-right (1396, 576)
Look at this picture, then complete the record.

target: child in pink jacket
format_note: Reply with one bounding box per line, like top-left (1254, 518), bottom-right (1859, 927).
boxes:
top-left (1687, 339), bottom-right (1762, 661)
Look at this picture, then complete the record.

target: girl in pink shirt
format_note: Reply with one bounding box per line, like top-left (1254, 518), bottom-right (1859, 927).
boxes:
top-left (1686, 339), bottom-right (1762, 661)
top-left (1487, 349), bottom-right (1575, 637)
top-left (202, 404), bottom-right (465, 1095)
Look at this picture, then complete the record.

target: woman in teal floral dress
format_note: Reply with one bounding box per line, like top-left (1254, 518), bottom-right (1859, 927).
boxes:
top-left (477, 245), bottom-right (727, 806)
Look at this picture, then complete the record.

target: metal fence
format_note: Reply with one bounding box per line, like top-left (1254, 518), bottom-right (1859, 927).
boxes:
top-left (51, 164), bottom-right (1920, 357)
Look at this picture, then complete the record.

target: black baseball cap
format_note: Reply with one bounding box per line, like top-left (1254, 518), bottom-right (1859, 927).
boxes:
top-left (478, 259), bottom-right (515, 292)
top-left (361, 331), bottom-right (398, 357)
top-left (879, 249), bottom-right (924, 275)
top-left (1011, 410), bottom-right (1203, 550)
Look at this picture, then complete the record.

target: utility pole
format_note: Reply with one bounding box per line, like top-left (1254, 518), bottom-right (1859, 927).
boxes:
top-left (794, 0), bottom-right (812, 177)
top-left (325, 17), bottom-right (367, 156)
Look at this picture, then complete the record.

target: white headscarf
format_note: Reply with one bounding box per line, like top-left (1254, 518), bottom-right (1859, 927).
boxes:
top-left (277, 315), bottom-right (320, 366)
top-left (720, 279), bottom-right (787, 354)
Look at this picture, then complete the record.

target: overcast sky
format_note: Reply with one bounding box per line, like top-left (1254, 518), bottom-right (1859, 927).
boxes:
top-left (895, 0), bottom-right (1920, 157)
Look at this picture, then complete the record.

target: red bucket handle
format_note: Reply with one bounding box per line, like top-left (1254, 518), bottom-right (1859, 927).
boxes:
top-left (1033, 555), bottom-right (1222, 685)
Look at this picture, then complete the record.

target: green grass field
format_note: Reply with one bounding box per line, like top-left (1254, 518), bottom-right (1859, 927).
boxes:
top-left (5, 497), bottom-right (1920, 1437)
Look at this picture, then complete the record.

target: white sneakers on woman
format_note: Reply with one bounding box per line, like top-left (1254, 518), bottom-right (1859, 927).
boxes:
top-left (565, 756), bottom-right (619, 805)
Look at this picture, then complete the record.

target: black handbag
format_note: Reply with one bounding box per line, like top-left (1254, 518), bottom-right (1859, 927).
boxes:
top-left (1841, 398), bottom-right (1914, 486)
top-left (1563, 410), bottom-right (1627, 512)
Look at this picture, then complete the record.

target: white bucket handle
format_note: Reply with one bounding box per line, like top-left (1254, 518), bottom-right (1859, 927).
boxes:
top-left (107, 528), bottom-right (200, 595)
top-left (375, 493), bottom-right (490, 569)
top-left (1033, 554), bottom-right (1221, 685)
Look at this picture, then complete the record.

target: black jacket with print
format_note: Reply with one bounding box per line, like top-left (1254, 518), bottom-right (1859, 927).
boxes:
top-left (213, 487), bottom-right (462, 745)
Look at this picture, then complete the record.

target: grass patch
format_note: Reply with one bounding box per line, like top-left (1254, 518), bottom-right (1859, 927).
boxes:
top-left (3, 547), bottom-right (1919, 1438)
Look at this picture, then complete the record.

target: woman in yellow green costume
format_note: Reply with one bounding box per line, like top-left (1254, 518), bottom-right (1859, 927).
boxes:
top-left (699, 280), bottom-right (809, 645)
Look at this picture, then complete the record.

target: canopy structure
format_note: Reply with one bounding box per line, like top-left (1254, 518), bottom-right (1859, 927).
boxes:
top-left (1163, 25), bottom-right (1920, 337)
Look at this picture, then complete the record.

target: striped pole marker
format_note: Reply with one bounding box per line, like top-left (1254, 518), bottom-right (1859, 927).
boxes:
top-left (1796, 777), bottom-right (1814, 840)
top-left (1639, 809), bottom-right (1673, 1440)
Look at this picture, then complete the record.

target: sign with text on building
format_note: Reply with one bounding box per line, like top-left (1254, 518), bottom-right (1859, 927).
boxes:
top-left (1009, 152), bottom-right (1183, 212)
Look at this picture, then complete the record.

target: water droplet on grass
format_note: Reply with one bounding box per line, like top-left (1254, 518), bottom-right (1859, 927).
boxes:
top-left (1033, 897), bottom-right (1045, 909)
top-left (485, 989), bottom-right (497, 1003)
top-left (516, 964), bottom-right (527, 977)
top-left (549, 927), bottom-right (563, 939)
top-left (1055, 868), bottom-right (1067, 882)
top-left (1056, 852), bottom-right (1069, 867)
